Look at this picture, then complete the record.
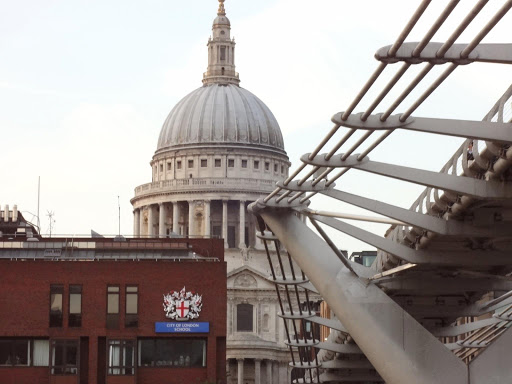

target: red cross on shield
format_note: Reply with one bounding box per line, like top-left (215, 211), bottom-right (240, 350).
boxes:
top-left (176, 299), bottom-right (190, 318)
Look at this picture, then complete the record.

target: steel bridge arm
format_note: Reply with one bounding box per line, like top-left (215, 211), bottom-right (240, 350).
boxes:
top-left (259, 208), bottom-right (468, 384)
top-left (332, 112), bottom-right (512, 143)
top-left (309, 213), bottom-right (511, 267)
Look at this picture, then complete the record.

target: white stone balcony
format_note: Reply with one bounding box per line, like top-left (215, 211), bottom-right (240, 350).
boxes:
top-left (134, 177), bottom-right (276, 197)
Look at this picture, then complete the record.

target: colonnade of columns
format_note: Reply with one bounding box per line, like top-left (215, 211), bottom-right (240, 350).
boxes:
top-left (133, 199), bottom-right (251, 248)
top-left (228, 358), bottom-right (283, 384)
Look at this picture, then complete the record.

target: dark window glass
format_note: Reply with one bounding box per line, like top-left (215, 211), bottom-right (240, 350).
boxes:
top-left (69, 285), bottom-right (82, 327)
top-left (51, 340), bottom-right (78, 375)
top-left (281, 165), bottom-right (284, 174)
top-left (159, 164), bottom-right (163, 172)
top-left (237, 303), bottom-right (253, 332)
top-left (167, 162), bottom-right (172, 171)
top-left (254, 160), bottom-right (259, 170)
top-left (108, 340), bottom-right (135, 375)
top-left (214, 159), bottom-right (221, 167)
top-left (274, 163), bottom-right (278, 172)
top-left (265, 162), bottom-right (270, 171)
top-left (177, 161), bottom-right (182, 170)
top-left (188, 160), bottom-right (194, 168)
top-left (139, 339), bottom-right (206, 367)
top-left (241, 160), bottom-right (247, 168)
top-left (220, 46), bottom-right (226, 61)
top-left (0, 339), bottom-right (30, 366)
top-left (107, 286), bottom-right (120, 329)
top-left (200, 159), bottom-right (207, 168)
top-left (228, 159), bottom-right (234, 168)
top-left (125, 286), bottom-right (138, 328)
top-left (50, 285), bottom-right (64, 327)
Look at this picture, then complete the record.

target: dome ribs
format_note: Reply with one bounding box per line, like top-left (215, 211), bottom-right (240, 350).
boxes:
top-left (155, 84), bottom-right (285, 153)
top-left (185, 87), bottom-right (204, 144)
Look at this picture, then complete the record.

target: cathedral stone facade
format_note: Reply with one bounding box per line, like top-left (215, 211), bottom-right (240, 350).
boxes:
top-left (131, 1), bottom-right (295, 382)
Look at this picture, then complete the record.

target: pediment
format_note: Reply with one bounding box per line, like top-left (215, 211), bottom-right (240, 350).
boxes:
top-left (227, 265), bottom-right (275, 290)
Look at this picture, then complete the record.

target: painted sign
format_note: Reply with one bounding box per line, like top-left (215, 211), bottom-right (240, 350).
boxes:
top-left (155, 322), bottom-right (210, 333)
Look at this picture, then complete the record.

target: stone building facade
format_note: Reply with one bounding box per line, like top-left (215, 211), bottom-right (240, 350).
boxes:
top-left (131, 1), bottom-right (297, 383)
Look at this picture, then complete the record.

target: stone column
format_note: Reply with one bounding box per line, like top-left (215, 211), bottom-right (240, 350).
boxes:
top-left (139, 207), bottom-right (145, 237)
top-left (133, 209), bottom-right (140, 237)
top-left (172, 202), bottom-right (179, 235)
top-left (266, 360), bottom-right (272, 384)
top-left (226, 359), bottom-right (231, 381)
top-left (239, 200), bottom-right (246, 249)
top-left (158, 203), bottom-right (166, 238)
top-left (222, 199), bottom-right (228, 248)
top-left (204, 200), bottom-right (211, 238)
top-left (273, 361), bottom-right (279, 384)
top-left (188, 200), bottom-right (195, 237)
top-left (147, 205), bottom-right (155, 237)
top-left (255, 359), bottom-right (261, 384)
top-left (237, 358), bottom-right (244, 384)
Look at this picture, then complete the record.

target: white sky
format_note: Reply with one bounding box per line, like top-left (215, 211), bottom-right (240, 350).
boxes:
top-left (1, 0), bottom-right (510, 253)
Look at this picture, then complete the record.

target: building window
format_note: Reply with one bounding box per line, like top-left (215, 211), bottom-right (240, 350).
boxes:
top-left (33, 340), bottom-right (50, 366)
top-left (108, 340), bottom-right (135, 375)
top-left (51, 340), bottom-right (78, 375)
top-left (167, 162), bottom-right (172, 171)
top-left (159, 164), bottom-right (163, 172)
top-left (125, 286), bottom-right (138, 328)
top-left (220, 46), bottom-right (226, 61)
top-left (201, 159), bottom-right (207, 168)
top-left (50, 285), bottom-right (63, 327)
top-left (188, 159), bottom-right (194, 168)
top-left (265, 162), bottom-right (270, 171)
top-left (236, 303), bottom-right (253, 332)
top-left (138, 339), bottom-right (206, 367)
top-left (228, 159), bottom-right (235, 168)
top-left (107, 286), bottom-right (120, 329)
top-left (254, 160), bottom-right (259, 170)
top-left (274, 163), bottom-right (278, 172)
top-left (177, 161), bottom-right (182, 170)
top-left (0, 339), bottom-right (30, 366)
top-left (214, 159), bottom-right (221, 167)
top-left (68, 285), bottom-right (82, 327)
top-left (241, 159), bottom-right (247, 168)
top-left (281, 165), bottom-right (285, 174)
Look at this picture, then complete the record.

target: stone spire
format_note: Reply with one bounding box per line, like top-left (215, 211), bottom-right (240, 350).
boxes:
top-left (202, 0), bottom-right (240, 86)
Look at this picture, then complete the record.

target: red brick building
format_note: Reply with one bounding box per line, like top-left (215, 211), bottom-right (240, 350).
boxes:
top-left (0, 211), bottom-right (226, 384)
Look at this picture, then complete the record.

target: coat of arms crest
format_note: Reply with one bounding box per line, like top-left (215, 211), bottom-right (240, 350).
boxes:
top-left (163, 286), bottom-right (203, 320)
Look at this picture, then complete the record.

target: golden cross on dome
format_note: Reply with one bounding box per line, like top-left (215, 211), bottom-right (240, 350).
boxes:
top-left (217, 0), bottom-right (226, 16)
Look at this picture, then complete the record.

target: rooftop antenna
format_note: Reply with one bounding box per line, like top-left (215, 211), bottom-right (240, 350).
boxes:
top-left (37, 176), bottom-right (41, 230)
top-left (46, 210), bottom-right (55, 237)
top-left (118, 196), bottom-right (121, 237)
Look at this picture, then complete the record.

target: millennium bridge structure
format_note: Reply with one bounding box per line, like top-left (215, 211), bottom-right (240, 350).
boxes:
top-left (249, 1), bottom-right (512, 383)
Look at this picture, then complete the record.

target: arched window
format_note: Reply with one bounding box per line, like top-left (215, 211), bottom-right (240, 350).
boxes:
top-left (221, 67), bottom-right (225, 75)
top-left (236, 303), bottom-right (253, 332)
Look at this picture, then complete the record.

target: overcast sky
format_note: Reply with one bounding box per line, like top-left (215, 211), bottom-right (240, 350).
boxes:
top-left (1, 0), bottom-right (510, 253)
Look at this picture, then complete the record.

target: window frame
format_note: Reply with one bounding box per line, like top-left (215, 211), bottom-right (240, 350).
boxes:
top-left (0, 339), bottom-right (31, 367)
top-left (125, 285), bottom-right (138, 328)
top-left (176, 160), bottom-right (182, 170)
top-left (254, 160), bottom-right (259, 170)
top-left (107, 339), bottom-right (136, 376)
top-left (138, 338), bottom-right (207, 368)
top-left (50, 339), bottom-right (79, 375)
top-left (227, 159), bottom-right (235, 168)
top-left (214, 158), bottom-right (221, 168)
top-left (49, 285), bottom-right (64, 328)
top-left (106, 285), bottom-right (120, 330)
top-left (200, 159), bottom-right (208, 168)
top-left (68, 285), bottom-right (82, 328)
top-left (236, 303), bottom-right (254, 332)
top-left (188, 159), bottom-right (194, 168)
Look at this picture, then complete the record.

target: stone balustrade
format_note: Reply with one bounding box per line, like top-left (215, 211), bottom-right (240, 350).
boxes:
top-left (134, 177), bottom-right (276, 197)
